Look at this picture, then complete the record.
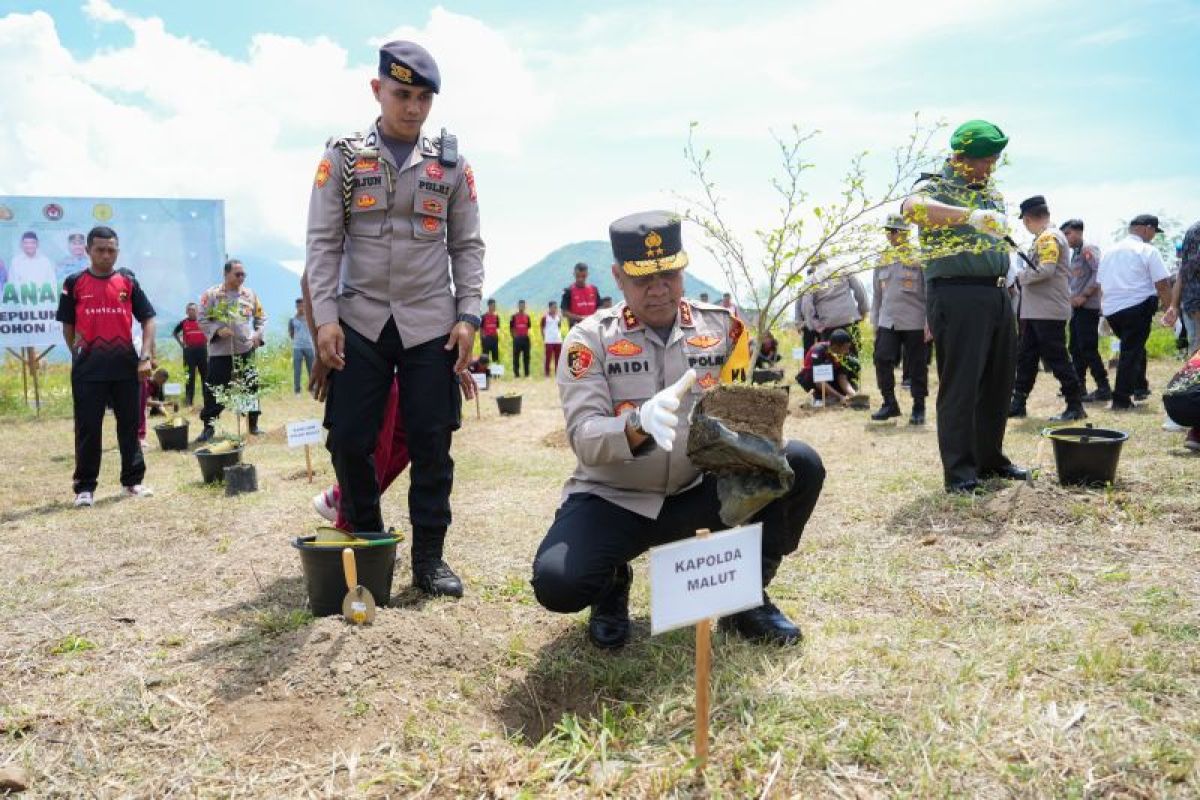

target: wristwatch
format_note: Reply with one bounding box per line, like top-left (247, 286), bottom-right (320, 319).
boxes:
top-left (456, 313), bottom-right (481, 329)
top-left (626, 407), bottom-right (647, 436)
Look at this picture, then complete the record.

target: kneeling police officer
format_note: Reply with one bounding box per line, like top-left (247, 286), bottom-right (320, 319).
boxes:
top-left (530, 211), bottom-right (826, 648)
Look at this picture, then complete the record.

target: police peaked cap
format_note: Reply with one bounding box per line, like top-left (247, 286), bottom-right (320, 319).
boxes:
top-left (378, 41), bottom-right (440, 93)
top-left (610, 211), bottom-right (689, 276)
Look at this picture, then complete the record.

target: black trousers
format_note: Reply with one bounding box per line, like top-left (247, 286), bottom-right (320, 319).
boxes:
top-left (801, 327), bottom-right (818, 353)
top-left (1105, 296), bottom-right (1156, 404)
top-left (325, 319), bottom-right (460, 534)
top-left (71, 376), bottom-right (144, 493)
top-left (513, 336), bottom-right (531, 377)
top-left (1014, 318), bottom-right (1082, 402)
top-left (927, 282), bottom-right (1016, 486)
top-left (201, 352), bottom-right (259, 427)
top-left (182, 345), bottom-right (208, 406)
top-left (480, 334), bottom-right (499, 362)
top-left (874, 327), bottom-right (928, 402)
top-left (531, 441), bottom-right (825, 613)
top-left (1068, 307), bottom-right (1109, 391)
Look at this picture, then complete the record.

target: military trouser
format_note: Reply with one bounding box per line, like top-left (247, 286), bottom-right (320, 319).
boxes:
top-left (1067, 307), bottom-right (1109, 393)
top-left (927, 279), bottom-right (1017, 487)
top-left (874, 327), bottom-right (928, 402)
top-left (325, 318), bottom-right (461, 536)
top-left (530, 441), bottom-right (825, 614)
top-left (1014, 319), bottom-right (1082, 403)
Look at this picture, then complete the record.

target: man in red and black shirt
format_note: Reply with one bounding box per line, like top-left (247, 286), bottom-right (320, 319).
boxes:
top-left (171, 302), bottom-right (208, 406)
top-left (560, 262), bottom-right (600, 327)
top-left (479, 298), bottom-right (500, 362)
top-left (796, 329), bottom-right (858, 405)
top-left (510, 299), bottom-right (532, 377)
top-left (55, 226), bottom-right (157, 506)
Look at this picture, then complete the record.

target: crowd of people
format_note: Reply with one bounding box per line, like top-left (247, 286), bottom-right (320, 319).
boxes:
top-left (49, 39), bottom-right (1199, 651)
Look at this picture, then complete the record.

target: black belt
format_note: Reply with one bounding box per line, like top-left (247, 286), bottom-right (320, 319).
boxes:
top-left (929, 276), bottom-right (1006, 287)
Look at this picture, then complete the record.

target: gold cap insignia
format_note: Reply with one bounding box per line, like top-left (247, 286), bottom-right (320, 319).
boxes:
top-left (643, 230), bottom-right (665, 258)
top-left (390, 63), bottom-right (413, 84)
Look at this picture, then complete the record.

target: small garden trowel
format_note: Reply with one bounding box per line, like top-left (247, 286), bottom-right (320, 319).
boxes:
top-left (341, 547), bottom-right (376, 625)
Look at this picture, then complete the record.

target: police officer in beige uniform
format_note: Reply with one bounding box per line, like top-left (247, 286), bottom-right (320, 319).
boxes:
top-left (870, 214), bottom-right (929, 425)
top-left (1008, 196), bottom-right (1086, 422)
top-left (531, 211), bottom-right (826, 649)
top-left (304, 41), bottom-right (484, 597)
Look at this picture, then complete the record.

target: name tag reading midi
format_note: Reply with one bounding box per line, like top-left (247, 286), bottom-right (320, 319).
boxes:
top-left (648, 524), bottom-right (763, 635)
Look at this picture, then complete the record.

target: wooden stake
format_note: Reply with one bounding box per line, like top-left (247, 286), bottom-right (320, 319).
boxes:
top-left (8, 348), bottom-right (29, 407)
top-left (820, 380), bottom-right (827, 409)
top-left (304, 444), bottom-right (313, 483)
top-left (28, 347), bottom-right (42, 417)
top-left (695, 527), bottom-right (712, 771)
top-left (475, 386), bottom-right (481, 420)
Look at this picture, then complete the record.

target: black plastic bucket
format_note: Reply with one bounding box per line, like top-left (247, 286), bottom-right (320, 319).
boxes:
top-left (154, 423), bottom-right (189, 451)
top-left (292, 535), bottom-right (397, 616)
top-left (497, 395), bottom-right (523, 415)
top-left (1047, 424), bottom-right (1129, 486)
top-left (195, 446), bottom-right (243, 483)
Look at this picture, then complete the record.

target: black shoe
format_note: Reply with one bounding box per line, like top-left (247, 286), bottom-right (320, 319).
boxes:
top-left (719, 595), bottom-right (801, 646)
top-left (194, 424), bottom-right (215, 444)
top-left (900, 378), bottom-right (912, 389)
top-left (870, 402), bottom-right (902, 421)
top-left (588, 564), bottom-right (632, 649)
top-left (1050, 403), bottom-right (1087, 422)
top-left (980, 464), bottom-right (1030, 481)
top-left (1133, 389), bottom-right (1151, 401)
top-left (946, 479), bottom-right (982, 495)
top-left (1082, 387), bottom-right (1112, 403)
top-left (1109, 400), bottom-right (1135, 412)
top-left (248, 426), bottom-right (264, 436)
top-left (1007, 394), bottom-right (1027, 418)
top-left (909, 406), bottom-right (926, 426)
top-left (412, 559), bottom-right (464, 598)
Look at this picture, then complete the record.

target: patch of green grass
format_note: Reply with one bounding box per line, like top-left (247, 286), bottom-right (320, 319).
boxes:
top-left (50, 634), bottom-right (97, 655)
top-left (252, 608), bottom-right (313, 637)
top-left (1097, 566), bottom-right (1131, 583)
top-left (1075, 644), bottom-right (1130, 684)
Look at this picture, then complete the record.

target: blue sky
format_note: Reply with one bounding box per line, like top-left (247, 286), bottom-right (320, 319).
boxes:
top-left (2, 1), bottom-right (1198, 293)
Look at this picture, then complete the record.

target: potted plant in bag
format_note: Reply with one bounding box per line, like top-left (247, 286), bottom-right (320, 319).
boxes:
top-left (196, 355), bottom-right (259, 494)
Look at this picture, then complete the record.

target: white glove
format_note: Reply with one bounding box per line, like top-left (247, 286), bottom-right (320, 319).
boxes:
top-left (636, 369), bottom-right (697, 452)
top-left (967, 209), bottom-right (1009, 239)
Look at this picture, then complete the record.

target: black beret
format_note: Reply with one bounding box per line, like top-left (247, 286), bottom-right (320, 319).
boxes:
top-left (609, 211), bottom-right (688, 276)
top-left (1018, 195), bottom-right (1049, 219)
top-left (378, 40), bottom-right (440, 93)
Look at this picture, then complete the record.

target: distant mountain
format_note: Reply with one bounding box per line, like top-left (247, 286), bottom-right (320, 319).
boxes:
top-left (490, 241), bottom-right (723, 310)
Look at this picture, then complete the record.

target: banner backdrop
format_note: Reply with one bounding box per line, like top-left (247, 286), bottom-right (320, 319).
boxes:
top-left (0, 196), bottom-right (225, 348)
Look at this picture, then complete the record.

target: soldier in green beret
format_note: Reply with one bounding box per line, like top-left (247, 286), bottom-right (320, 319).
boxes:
top-left (901, 119), bottom-right (1028, 494)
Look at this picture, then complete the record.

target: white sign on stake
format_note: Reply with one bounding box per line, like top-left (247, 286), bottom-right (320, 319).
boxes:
top-left (649, 524), bottom-right (763, 634)
top-left (812, 363), bottom-right (835, 383)
top-left (163, 383), bottom-right (182, 396)
top-left (791, 347), bottom-right (805, 361)
top-left (1109, 339), bottom-right (1120, 353)
top-left (286, 419), bottom-right (323, 448)
top-left (471, 372), bottom-right (488, 391)
top-left (489, 364), bottom-right (506, 377)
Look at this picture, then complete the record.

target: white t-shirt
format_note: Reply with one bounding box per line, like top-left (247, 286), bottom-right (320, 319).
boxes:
top-left (9, 253), bottom-right (56, 286)
top-left (1097, 234), bottom-right (1169, 315)
top-left (542, 312), bottom-right (563, 344)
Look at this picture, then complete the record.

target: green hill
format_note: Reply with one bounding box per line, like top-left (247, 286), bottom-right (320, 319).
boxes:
top-left (490, 241), bottom-right (723, 309)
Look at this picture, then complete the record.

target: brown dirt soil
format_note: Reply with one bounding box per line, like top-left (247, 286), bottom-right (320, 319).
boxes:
top-left (697, 383), bottom-right (789, 443)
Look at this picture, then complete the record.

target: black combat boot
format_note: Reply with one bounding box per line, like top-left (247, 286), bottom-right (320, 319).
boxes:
top-left (719, 560), bottom-right (801, 646)
top-left (870, 397), bottom-right (902, 421)
top-left (588, 563), bottom-right (632, 649)
top-left (248, 411), bottom-right (263, 435)
top-left (411, 528), bottom-right (463, 598)
top-left (909, 400), bottom-right (926, 426)
top-left (1050, 401), bottom-right (1087, 422)
top-left (1007, 392), bottom-right (1028, 418)
top-left (195, 424), bottom-right (215, 444)
top-left (1082, 385), bottom-right (1112, 403)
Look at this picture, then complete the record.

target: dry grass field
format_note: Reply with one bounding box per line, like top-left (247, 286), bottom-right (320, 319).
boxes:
top-left (1, 353), bottom-right (1197, 798)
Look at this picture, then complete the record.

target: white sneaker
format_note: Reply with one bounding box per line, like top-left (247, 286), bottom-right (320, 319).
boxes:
top-left (140, 438), bottom-right (151, 451)
top-left (74, 491), bottom-right (94, 508)
top-left (312, 488), bottom-right (338, 523)
top-left (1163, 416), bottom-right (1187, 433)
top-left (812, 398), bottom-right (825, 408)
top-left (122, 485), bottom-right (154, 498)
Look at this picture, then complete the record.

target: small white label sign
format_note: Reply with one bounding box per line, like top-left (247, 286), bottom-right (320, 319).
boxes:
top-left (791, 347), bottom-right (805, 360)
top-left (490, 364), bottom-right (506, 377)
top-left (286, 419), bottom-right (323, 448)
top-left (812, 363), bottom-right (835, 382)
top-left (649, 524), bottom-right (763, 635)
top-left (471, 372), bottom-right (488, 390)
top-left (163, 383), bottom-right (182, 396)
top-left (1109, 339), bottom-right (1120, 353)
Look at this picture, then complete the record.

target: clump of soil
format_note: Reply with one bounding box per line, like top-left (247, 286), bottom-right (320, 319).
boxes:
top-left (694, 384), bottom-right (788, 445)
top-left (541, 429), bottom-right (569, 448)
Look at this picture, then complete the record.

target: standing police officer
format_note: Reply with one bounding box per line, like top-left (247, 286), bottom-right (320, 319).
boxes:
top-left (902, 120), bottom-right (1028, 493)
top-left (304, 41), bottom-right (485, 597)
top-left (531, 211), bottom-right (826, 648)
top-left (870, 214), bottom-right (929, 425)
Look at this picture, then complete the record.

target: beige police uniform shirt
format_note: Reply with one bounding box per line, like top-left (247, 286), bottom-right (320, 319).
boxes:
top-left (198, 284), bottom-right (266, 357)
top-left (557, 299), bottom-right (745, 519)
top-left (1018, 226), bottom-right (1072, 321)
top-left (871, 254), bottom-right (927, 331)
top-left (304, 120), bottom-right (485, 347)
top-left (800, 273), bottom-right (870, 331)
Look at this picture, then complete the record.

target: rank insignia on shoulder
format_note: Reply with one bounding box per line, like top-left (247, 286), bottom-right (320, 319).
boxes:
top-left (686, 334), bottom-right (721, 349)
top-left (607, 339), bottom-right (643, 357)
top-left (566, 343), bottom-right (595, 380)
top-left (621, 306), bottom-right (641, 330)
top-left (678, 301), bottom-right (694, 327)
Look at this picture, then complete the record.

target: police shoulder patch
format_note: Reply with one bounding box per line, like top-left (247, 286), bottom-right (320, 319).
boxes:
top-left (566, 342), bottom-right (595, 379)
top-left (314, 158), bottom-right (332, 188)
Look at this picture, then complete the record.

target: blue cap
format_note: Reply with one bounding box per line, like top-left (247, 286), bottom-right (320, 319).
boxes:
top-left (378, 41), bottom-right (440, 93)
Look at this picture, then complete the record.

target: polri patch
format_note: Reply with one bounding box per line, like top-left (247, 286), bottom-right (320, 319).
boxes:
top-left (314, 159), bottom-right (332, 188)
top-left (607, 338), bottom-right (643, 357)
top-left (566, 343), bottom-right (595, 379)
top-left (421, 216), bottom-right (441, 232)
